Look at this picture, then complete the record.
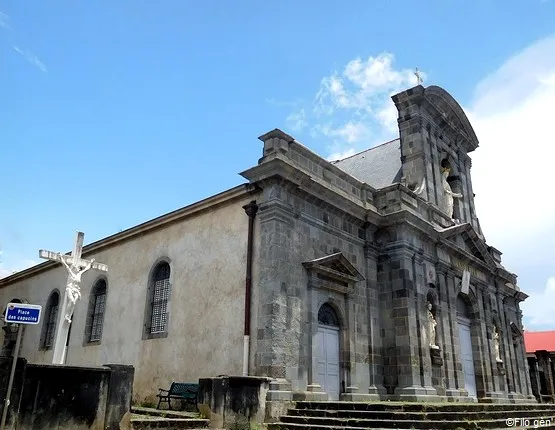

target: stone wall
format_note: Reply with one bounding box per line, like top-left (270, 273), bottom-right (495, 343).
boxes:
top-left (15, 363), bottom-right (133, 430)
top-left (0, 356), bottom-right (27, 429)
top-left (198, 376), bottom-right (271, 428)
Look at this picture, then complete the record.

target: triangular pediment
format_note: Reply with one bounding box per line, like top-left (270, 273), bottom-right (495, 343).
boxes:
top-left (437, 223), bottom-right (496, 267)
top-left (303, 252), bottom-right (365, 283)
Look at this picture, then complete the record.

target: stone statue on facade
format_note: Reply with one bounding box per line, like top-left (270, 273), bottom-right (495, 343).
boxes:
top-left (441, 167), bottom-right (462, 219)
top-left (426, 302), bottom-right (439, 349)
top-left (413, 177), bottom-right (427, 198)
top-left (493, 326), bottom-right (503, 363)
top-left (58, 253), bottom-right (95, 324)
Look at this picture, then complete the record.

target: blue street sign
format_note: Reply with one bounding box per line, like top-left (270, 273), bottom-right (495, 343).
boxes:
top-left (4, 303), bottom-right (42, 325)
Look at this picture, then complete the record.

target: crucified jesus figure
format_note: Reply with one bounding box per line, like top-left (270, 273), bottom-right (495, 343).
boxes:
top-left (58, 253), bottom-right (95, 324)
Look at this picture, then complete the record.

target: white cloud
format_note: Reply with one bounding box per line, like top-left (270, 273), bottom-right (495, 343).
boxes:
top-left (0, 11), bottom-right (9, 29)
top-left (375, 103), bottom-right (398, 134)
top-left (13, 46), bottom-right (48, 72)
top-left (299, 53), bottom-right (422, 156)
top-left (328, 121), bottom-right (369, 143)
top-left (286, 109), bottom-right (306, 132)
top-left (327, 148), bottom-right (358, 162)
top-left (463, 35), bottom-right (555, 329)
top-left (466, 35), bottom-right (555, 264)
top-left (521, 277), bottom-right (555, 327)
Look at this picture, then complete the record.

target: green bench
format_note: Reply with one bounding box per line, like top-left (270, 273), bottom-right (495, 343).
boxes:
top-left (156, 382), bottom-right (199, 410)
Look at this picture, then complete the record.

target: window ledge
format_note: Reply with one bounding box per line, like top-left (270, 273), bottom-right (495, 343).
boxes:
top-left (143, 331), bottom-right (168, 340)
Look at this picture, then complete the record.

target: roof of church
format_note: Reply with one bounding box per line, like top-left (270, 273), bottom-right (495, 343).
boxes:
top-left (330, 138), bottom-right (402, 189)
top-left (524, 330), bottom-right (555, 353)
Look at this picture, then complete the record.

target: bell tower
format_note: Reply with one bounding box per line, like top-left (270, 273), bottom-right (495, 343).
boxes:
top-left (392, 85), bottom-right (481, 231)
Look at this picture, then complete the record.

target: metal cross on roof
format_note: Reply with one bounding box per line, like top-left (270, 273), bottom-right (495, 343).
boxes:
top-left (414, 67), bottom-right (424, 86)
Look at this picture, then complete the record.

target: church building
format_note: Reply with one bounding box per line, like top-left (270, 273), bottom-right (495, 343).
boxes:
top-left (0, 85), bottom-right (535, 404)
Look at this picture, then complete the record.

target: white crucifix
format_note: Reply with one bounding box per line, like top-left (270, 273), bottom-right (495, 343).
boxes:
top-left (39, 231), bottom-right (108, 365)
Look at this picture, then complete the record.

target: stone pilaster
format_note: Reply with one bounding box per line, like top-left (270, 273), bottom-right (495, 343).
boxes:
top-left (437, 266), bottom-right (459, 401)
top-left (386, 247), bottom-right (438, 401)
top-left (413, 253), bottom-right (436, 395)
top-left (467, 290), bottom-right (486, 401)
top-left (362, 242), bottom-right (386, 399)
top-left (496, 289), bottom-right (515, 396)
top-left (254, 186), bottom-right (301, 382)
top-left (478, 287), bottom-right (505, 402)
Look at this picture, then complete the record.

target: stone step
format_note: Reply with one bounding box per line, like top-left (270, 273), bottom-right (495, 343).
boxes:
top-left (287, 407), bottom-right (554, 421)
top-left (272, 401), bottom-right (555, 430)
top-left (293, 400), bottom-right (554, 412)
top-left (269, 425), bottom-right (555, 430)
top-left (286, 415), bottom-right (555, 430)
top-left (131, 406), bottom-right (203, 419)
top-left (130, 407), bottom-right (209, 429)
top-left (278, 415), bottom-right (555, 429)
top-left (130, 416), bottom-right (209, 429)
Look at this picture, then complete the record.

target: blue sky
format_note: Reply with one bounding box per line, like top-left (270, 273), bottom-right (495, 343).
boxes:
top-left (1, 1), bottom-right (554, 330)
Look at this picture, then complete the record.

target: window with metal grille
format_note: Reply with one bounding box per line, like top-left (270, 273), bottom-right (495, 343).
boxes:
top-left (87, 280), bottom-right (107, 342)
top-left (42, 292), bottom-right (59, 349)
top-left (150, 262), bottom-right (170, 334)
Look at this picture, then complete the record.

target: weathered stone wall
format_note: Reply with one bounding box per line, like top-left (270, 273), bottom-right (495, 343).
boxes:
top-left (14, 363), bottom-right (133, 430)
top-left (253, 178), bottom-right (373, 395)
top-left (369, 218), bottom-right (535, 403)
top-left (0, 356), bottom-right (27, 428)
top-left (198, 375), bottom-right (271, 428)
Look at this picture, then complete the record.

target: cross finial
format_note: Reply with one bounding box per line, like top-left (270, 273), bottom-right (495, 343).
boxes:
top-left (414, 67), bottom-right (423, 86)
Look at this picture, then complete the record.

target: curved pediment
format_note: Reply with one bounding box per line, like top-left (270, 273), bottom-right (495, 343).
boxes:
top-left (424, 86), bottom-right (479, 153)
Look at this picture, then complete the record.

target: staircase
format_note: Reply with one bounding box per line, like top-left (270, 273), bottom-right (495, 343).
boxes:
top-left (268, 401), bottom-right (555, 430)
top-left (130, 406), bottom-right (209, 429)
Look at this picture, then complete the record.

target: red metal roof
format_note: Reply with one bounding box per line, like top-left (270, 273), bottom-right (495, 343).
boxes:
top-left (524, 330), bottom-right (555, 353)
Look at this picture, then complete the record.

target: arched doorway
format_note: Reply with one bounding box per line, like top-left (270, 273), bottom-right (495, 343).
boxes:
top-left (456, 295), bottom-right (477, 398)
top-left (316, 303), bottom-right (340, 400)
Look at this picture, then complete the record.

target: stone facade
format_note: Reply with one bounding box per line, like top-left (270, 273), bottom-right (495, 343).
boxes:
top-left (0, 84), bottom-right (535, 405)
top-left (242, 85), bottom-right (535, 403)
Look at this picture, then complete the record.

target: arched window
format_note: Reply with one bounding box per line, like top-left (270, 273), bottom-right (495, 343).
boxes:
top-left (85, 279), bottom-right (107, 343)
top-left (145, 262), bottom-right (171, 337)
top-left (318, 303), bottom-right (340, 327)
top-left (41, 291), bottom-right (60, 349)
